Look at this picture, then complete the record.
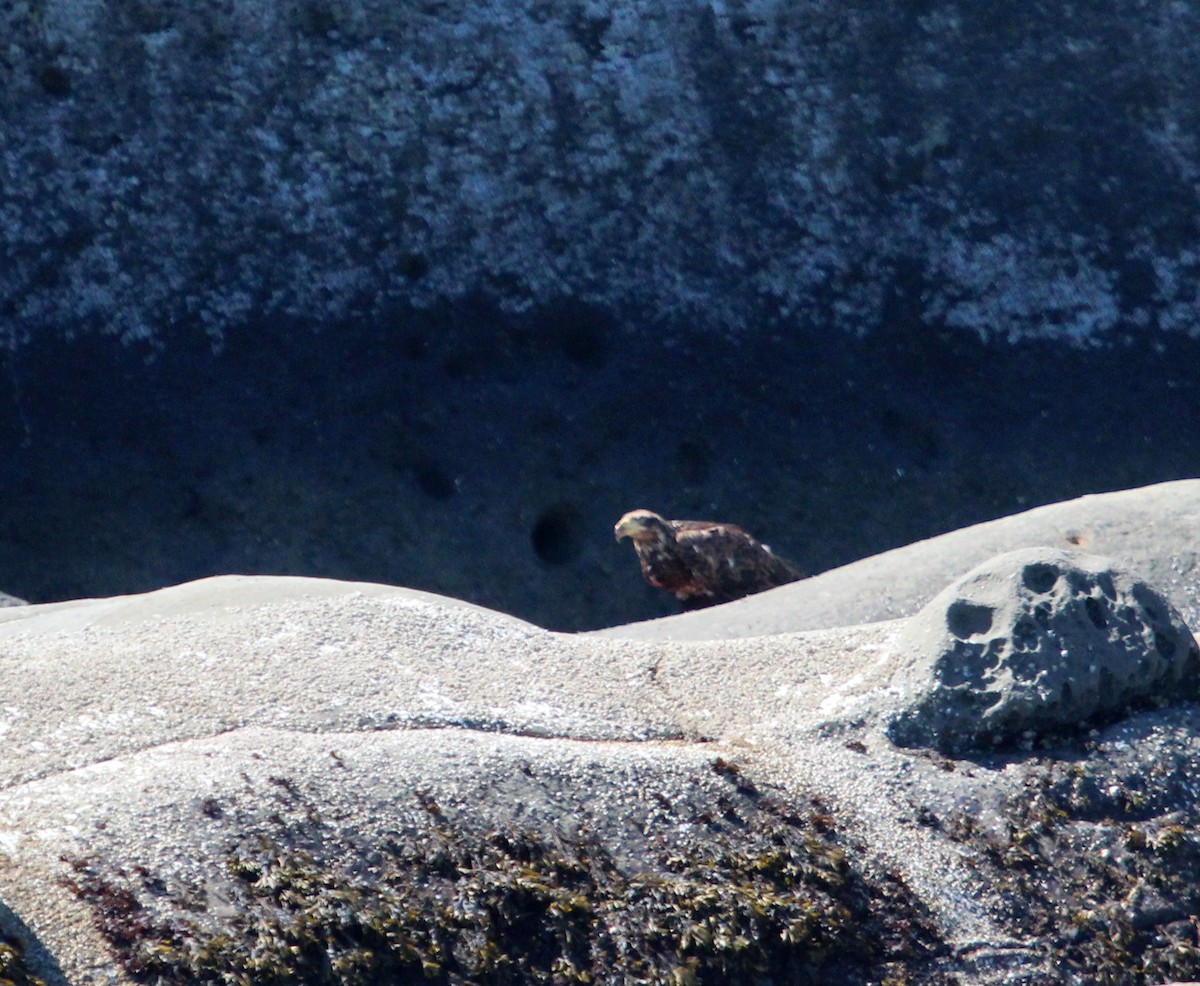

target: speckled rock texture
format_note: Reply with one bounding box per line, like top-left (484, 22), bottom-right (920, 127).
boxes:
top-left (3, 0), bottom-right (1199, 347)
top-left (887, 548), bottom-right (1200, 754)
top-left (4, 485), bottom-right (1200, 983)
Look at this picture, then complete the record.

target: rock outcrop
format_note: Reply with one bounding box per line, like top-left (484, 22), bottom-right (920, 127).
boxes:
top-left (2, 0), bottom-right (1199, 347)
top-left (596, 479), bottom-right (1200, 640)
top-left (886, 548), bottom-right (1200, 754)
top-left (2, 486), bottom-right (1200, 984)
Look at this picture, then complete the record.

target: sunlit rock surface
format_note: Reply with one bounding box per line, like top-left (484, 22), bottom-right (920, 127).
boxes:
top-left (2, 0), bottom-right (1198, 346)
top-left (2, 485), bottom-right (1200, 983)
top-left (887, 547), bottom-right (1200, 754)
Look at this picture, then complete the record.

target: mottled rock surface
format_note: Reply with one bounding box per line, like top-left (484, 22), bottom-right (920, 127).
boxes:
top-left (5, 0), bottom-right (1200, 630)
top-left (6, 1), bottom-right (1200, 637)
top-left (886, 548), bottom-right (1200, 754)
top-left (2, 0), bottom-right (1199, 347)
top-left (3, 487), bottom-right (1200, 984)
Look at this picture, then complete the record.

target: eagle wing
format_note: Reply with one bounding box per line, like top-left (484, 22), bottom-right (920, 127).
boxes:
top-left (671, 520), bottom-right (802, 606)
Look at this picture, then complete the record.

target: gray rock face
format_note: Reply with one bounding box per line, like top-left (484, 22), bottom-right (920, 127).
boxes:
top-left (8, 507), bottom-right (1200, 981)
top-left (2, 0), bottom-right (1199, 347)
top-left (886, 548), bottom-right (1200, 754)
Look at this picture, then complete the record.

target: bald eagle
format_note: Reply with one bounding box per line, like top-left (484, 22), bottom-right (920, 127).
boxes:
top-left (614, 509), bottom-right (803, 610)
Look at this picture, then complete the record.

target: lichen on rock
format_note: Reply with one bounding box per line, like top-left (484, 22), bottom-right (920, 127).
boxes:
top-left (4, 0), bottom-right (1200, 347)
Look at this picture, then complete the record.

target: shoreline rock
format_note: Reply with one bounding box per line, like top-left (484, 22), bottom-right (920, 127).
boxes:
top-left (2, 484), bottom-right (1200, 983)
top-left (886, 547), bottom-right (1200, 754)
top-left (597, 479), bottom-right (1200, 640)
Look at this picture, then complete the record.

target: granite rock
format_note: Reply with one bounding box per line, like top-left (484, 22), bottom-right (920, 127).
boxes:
top-left (4, 503), bottom-right (1200, 980)
top-left (886, 547), bottom-right (1200, 754)
top-left (2, 0), bottom-right (1199, 347)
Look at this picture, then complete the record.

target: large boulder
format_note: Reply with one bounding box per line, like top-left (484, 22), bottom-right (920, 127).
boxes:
top-left (6, 496), bottom-right (1200, 982)
top-left (0, 575), bottom-right (965, 984)
top-left (886, 548), bottom-right (1200, 754)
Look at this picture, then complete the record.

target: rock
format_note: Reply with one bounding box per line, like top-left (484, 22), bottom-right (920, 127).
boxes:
top-left (0, 575), bottom-right (956, 984)
top-left (2, 0), bottom-right (1199, 346)
top-left (6, 562), bottom-right (1200, 982)
top-left (886, 548), bottom-right (1200, 755)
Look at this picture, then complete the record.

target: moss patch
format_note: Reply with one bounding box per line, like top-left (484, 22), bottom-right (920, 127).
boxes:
top-left (62, 767), bottom-right (946, 985)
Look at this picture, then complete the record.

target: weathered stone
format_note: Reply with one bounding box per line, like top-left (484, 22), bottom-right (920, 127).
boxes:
top-left (1, 0), bottom-right (1199, 347)
top-left (601, 480), bottom-right (1200, 641)
top-left (886, 548), bottom-right (1200, 754)
top-left (7, 549), bottom-right (1200, 981)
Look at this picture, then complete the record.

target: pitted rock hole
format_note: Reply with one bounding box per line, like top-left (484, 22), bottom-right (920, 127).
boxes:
top-left (946, 600), bottom-right (994, 639)
top-left (39, 63), bottom-right (71, 98)
top-left (1096, 572), bottom-right (1117, 600)
top-left (1010, 651), bottom-right (1042, 683)
top-left (1133, 584), bottom-right (1164, 623)
top-left (1022, 563), bottom-right (1059, 594)
top-left (1012, 618), bottom-right (1039, 651)
top-left (531, 504), bottom-right (584, 565)
top-left (412, 458), bottom-right (457, 500)
top-left (888, 547), bottom-right (1200, 755)
top-left (1032, 601), bottom-right (1053, 628)
top-left (938, 642), bottom-right (991, 687)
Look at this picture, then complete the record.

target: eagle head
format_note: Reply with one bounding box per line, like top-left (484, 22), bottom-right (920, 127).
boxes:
top-left (614, 509), bottom-right (674, 544)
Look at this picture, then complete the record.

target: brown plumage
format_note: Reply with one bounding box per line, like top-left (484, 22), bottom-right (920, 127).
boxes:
top-left (614, 508), bottom-right (803, 610)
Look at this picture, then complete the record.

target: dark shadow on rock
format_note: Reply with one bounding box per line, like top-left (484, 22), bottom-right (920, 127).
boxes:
top-left (0, 898), bottom-right (69, 986)
top-left (2, 312), bottom-right (1200, 630)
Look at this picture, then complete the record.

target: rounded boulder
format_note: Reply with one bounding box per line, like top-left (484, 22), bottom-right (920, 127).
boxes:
top-left (886, 548), bottom-right (1200, 755)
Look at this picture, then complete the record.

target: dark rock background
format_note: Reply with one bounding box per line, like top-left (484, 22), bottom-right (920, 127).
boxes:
top-left (5, 320), bottom-right (1200, 631)
top-left (2, 0), bottom-right (1200, 629)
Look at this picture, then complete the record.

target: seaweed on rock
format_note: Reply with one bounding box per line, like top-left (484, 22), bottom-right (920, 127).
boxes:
top-left (62, 782), bottom-right (946, 985)
top-left (0, 929), bottom-right (47, 986)
top-left (941, 735), bottom-right (1200, 985)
